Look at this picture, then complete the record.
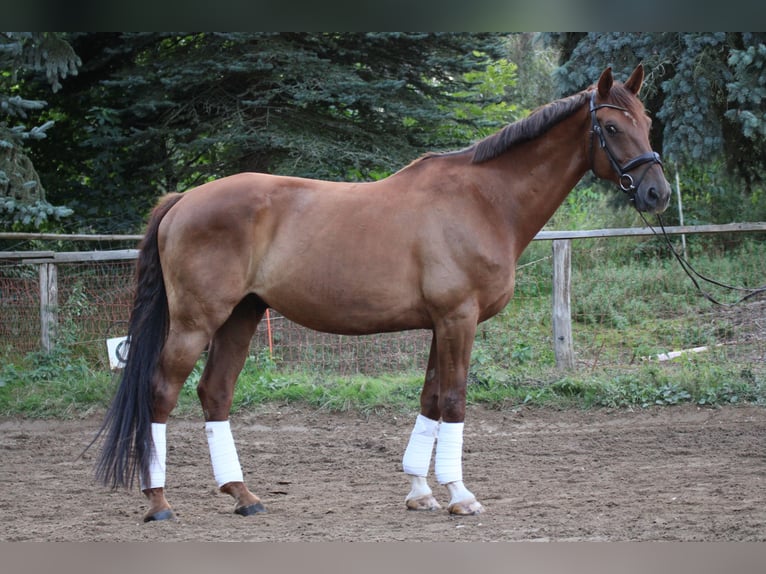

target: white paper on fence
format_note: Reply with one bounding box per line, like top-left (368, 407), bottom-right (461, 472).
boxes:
top-left (106, 336), bottom-right (130, 370)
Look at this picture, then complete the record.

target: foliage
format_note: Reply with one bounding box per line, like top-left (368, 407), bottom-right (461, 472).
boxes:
top-left (568, 364), bottom-right (764, 409)
top-left (724, 40), bottom-right (766, 181)
top-left (504, 33), bottom-right (558, 109)
top-left (0, 196), bottom-right (72, 230)
top-left (0, 32), bottom-right (79, 230)
top-left (24, 32), bottom-right (508, 232)
top-left (0, 346), bottom-right (112, 418)
top-left (3, 343), bottom-right (763, 419)
top-left (544, 33), bottom-right (766, 185)
top-left (7, 32), bottom-right (766, 233)
top-left (439, 56), bottom-right (524, 143)
top-left (665, 160), bottom-right (766, 227)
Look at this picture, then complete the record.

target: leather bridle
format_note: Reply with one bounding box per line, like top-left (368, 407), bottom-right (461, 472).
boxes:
top-left (589, 92), bottom-right (765, 306)
top-left (589, 91), bottom-right (663, 199)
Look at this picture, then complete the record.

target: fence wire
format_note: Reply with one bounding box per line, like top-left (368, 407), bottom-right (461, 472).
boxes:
top-left (1, 236), bottom-right (764, 377)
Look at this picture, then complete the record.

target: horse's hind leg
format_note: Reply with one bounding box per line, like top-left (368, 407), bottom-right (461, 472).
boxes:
top-left (197, 295), bottom-right (266, 516)
top-left (143, 328), bottom-right (210, 522)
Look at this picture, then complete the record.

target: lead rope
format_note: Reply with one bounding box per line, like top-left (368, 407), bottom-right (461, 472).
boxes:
top-left (638, 211), bottom-right (766, 306)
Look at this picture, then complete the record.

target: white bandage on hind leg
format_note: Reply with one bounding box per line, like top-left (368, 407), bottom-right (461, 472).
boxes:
top-left (205, 420), bottom-right (244, 487)
top-left (434, 421), bottom-right (464, 485)
top-left (402, 414), bottom-right (439, 477)
top-left (140, 422), bottom-right (167, 490)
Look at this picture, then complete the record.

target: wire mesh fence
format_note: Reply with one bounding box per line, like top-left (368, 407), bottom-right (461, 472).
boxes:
top-left (1, 232), bottom-right (764, 378)
top-left (505, 235), bottom-right (766, 373)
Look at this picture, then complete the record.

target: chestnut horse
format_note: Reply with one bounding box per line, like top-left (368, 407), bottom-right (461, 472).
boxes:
top-left (93, 64), bottom-right (670, 521)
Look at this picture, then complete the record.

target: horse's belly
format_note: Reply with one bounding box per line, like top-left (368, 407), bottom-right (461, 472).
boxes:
top-left (255, 269), bottom-right (431, 335)
top-left (266, 294), bottom-right (430, 335)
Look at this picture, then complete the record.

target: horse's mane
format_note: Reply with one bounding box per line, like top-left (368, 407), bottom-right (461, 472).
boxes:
top-left (470, 90), bottom-right (590, 164)
top-left (406, 83), bottom-right (642, 168)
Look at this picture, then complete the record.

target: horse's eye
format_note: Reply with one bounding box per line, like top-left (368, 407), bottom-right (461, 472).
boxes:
top-left (605, 124), bottom-right (618, 135)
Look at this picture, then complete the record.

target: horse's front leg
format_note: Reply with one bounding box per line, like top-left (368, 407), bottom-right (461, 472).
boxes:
top-left (403, 336), bottom-right (442, 511)
top-left (433, 311), bottom-right (484, 515)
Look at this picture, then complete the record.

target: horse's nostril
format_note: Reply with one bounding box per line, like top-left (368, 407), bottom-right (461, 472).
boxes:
top-left (647, 187), bottom-right (659, 202)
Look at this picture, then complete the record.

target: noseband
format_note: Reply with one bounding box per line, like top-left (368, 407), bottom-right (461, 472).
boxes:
top-left (589, 91), bottom-right (662, 198)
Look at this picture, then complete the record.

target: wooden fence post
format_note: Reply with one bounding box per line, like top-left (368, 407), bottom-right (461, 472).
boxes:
top-left (552, 239), bottom-right (574, 370)
top-left (39, 262), bottom-right (58, 353)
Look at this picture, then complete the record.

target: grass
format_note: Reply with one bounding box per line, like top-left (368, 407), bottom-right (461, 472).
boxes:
top-left (1, 343), bottom-right (763, 420)
top-left (0, 349), bottom-right (114, 418)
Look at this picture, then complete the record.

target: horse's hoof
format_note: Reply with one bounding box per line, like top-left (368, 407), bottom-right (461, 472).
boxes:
top-left (447, 499), bottom-right (484, 516)
top-left (406, 494), bottom-right (442, 511)
top-left (143, 508), bottom-right (177, 522)
top-left (235, 501), bottom-right (267, 516)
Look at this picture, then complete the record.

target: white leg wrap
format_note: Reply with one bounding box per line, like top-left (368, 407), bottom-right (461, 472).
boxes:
top-left (205, 420), bottom-right (244, 487)
top-left (140, 422), bottom-right (167, 490)
top-left (434, 421), bottom-right (463, 485)
top-left (402, 414), bottom-right (439, 477)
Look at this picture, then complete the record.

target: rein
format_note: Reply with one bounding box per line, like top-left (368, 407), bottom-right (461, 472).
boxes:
top-left (638, 211), bottom-right (766, 307)
top-left (589, 92), bottom-right (764, 307)
top-left (589, 91), bottom-right (662, 201)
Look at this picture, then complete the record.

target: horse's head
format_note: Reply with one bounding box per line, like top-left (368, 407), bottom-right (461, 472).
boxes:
top-left (589, 64), bottom-right (671, 214)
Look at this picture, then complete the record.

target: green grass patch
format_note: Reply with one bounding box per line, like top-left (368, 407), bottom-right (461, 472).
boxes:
top-left (0, 348), bottom-right (113, 418)
top-left (2, 347), bottom-right (764, 420)
top-left (172, 354), bottom-right (425, 417)
top-left (464, 355), bottom-right (765, 410)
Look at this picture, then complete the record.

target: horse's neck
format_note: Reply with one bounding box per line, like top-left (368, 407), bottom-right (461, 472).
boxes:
top-left (482, 114), bottom-right (591, 258)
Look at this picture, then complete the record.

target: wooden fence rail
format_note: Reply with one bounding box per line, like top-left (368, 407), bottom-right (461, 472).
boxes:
top-left (2, 222), bottom-right (765, 367)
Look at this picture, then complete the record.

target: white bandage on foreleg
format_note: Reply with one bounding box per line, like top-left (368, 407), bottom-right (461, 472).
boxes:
top-left (141, 422), bottom-right (167, 490)
top-left (402, 414), bottom-right (439, 477)
top-left (434, 421), bottom-right (464, 485)
top-left (205, 420), bottom-right (244, 487)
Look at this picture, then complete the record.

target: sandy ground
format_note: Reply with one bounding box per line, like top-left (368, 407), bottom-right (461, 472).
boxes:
top-left (1, 404), bottom-right (764, 542)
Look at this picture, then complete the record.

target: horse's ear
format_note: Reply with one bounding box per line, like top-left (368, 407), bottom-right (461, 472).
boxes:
top-left (624, 63), bottom-right (644, 95)
top-left (597, 67), bottom-right (613, 98)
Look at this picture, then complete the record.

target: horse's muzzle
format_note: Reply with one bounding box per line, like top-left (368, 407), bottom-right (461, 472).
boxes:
top-left (634, 174), bottom-right (671, 214)
top-left (635, 182), bottom-right (670, 213)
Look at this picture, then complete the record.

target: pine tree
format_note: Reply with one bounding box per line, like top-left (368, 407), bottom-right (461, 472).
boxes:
top-left (27, 33), bottom-right (508, 232)
top-left (1, 32), bottom-right (79, 229)
top-left (543, 32), bottom-right (766, 187)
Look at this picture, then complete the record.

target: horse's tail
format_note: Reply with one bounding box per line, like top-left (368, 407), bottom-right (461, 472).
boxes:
top-left (92, 193), bottom-right (184, 490)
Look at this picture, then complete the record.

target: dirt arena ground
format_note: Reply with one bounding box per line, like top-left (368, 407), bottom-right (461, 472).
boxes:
top-left (2, 404), bottom-right (764, 542)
